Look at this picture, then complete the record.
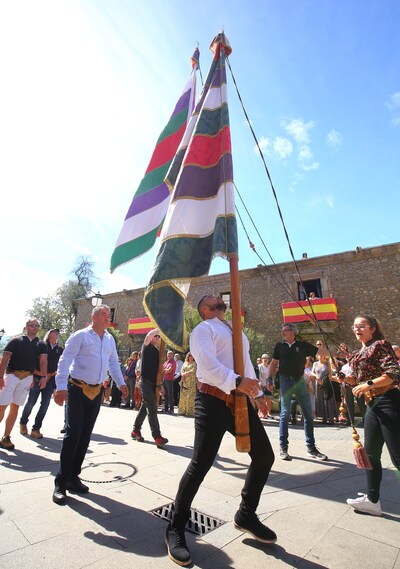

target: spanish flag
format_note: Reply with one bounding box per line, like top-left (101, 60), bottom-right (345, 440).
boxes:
top-left (282, 298), bottom-right (337, 324)
top-left (128, 317), bottom-right (155, 335)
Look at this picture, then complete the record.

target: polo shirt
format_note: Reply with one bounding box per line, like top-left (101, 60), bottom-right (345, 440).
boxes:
top-left (272, 340), bottom-right (318, 379)
top-left (5, 336), bottom-right (47, 373)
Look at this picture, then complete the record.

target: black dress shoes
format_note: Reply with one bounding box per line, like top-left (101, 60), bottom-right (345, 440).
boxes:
top-left (66, 476), bottom-right (89, 493)
top-left (53, 485), bottom-right (67, 505)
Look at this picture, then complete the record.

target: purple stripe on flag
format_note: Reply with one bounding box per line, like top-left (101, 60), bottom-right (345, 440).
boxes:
top-left (173, 154), bottom-right (233, 200)
top-left (210, 67), bottom-right (223, 88)
top-left (126, 183), bottom-right (170, 219)
top-left (171, 87), bottom-right (193, 117)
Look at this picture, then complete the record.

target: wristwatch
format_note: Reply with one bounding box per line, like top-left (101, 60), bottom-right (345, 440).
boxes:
top-left (235, 376), bottom-right (242, 387)
top-left (367, 380), bottom-right (374, 386)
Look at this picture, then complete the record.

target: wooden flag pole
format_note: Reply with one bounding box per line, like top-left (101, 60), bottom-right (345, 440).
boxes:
top-left (155, 338), bottom-right (165, 407)
top-left (229, 256), bottom-right (251, 453)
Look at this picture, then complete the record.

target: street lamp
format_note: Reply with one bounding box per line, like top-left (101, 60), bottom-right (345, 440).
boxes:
top-left (91, 292), bottom-right (103, 308)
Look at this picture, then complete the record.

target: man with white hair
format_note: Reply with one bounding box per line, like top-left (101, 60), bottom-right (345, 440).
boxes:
top-left (268, 323), bottom-right (328, 461)
top-left (52, 305), bottom-right (128, 504)
top-left (0, 319), bottom-right (47, 450)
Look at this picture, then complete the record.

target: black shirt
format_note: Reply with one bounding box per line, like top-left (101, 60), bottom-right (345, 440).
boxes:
top-left (272, 340), bottom-right (318, 379)
top-left (46, 343), bottom-right (64, 374)
top-left (5, 336), bottom-right (47, 373)
top-left (140, 342), bottom-right (159, 384)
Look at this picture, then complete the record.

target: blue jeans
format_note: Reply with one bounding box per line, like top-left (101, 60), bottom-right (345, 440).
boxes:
top-left (279, 375), bottom-right (316, 450)
top-left (20, 377), bottom-right (55, 430)
top-left (163, 380), bottom-right (175, 412)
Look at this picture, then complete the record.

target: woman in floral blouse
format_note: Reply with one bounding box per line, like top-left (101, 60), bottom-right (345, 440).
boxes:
top-left (345, 314), bottom-right (400, 516)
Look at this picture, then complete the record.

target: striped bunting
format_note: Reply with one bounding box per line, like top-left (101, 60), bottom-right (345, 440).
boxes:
top-left (110, 49), bottom-right (199, 272)
top-left (143, 33), bottom-right (237, 351)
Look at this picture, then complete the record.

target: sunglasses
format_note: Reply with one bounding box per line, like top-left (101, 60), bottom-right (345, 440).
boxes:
top-left (28, 324), bottom-right (40, 328)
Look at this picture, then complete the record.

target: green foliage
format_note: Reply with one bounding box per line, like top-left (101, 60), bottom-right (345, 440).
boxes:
top-left (243, 326), bottom-right (267, 363)
top-left (27, 256), bottom-right (97, 342)
top-left (184, 302), bottom-right (265, 364)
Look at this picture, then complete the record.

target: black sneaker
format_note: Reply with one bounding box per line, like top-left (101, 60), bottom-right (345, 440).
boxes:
top-left (164, 523), bottom-right (191, 566)
top-left (307, 447), bottom-right (328, 461)
top-left (279, 447), bottom-right (292, 461)
top-left (234, 510), bottom-right (277, 544)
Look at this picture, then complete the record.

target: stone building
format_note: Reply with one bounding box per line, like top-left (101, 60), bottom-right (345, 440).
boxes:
top-left (75, 242), bottom-right (400, 359)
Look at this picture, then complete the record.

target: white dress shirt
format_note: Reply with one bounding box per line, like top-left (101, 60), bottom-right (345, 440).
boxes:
top-left (189, 317), bottom-right (256, 394)
top-left (56, 326), bottom-right (125, 390)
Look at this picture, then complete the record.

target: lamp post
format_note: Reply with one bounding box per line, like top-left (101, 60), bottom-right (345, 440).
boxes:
top-left (91, 292), bottom-right (103, 308)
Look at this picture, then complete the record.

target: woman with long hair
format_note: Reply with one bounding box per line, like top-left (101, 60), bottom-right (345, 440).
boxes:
top-left (178, 352), bottom-right (197, 417)
top-left (346, 315), bottom-right (400, 516)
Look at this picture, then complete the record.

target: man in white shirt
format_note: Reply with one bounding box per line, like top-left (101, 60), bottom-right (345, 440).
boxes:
top-left (52, 305), bottom-right (128, 504)
top-left (165, 295), bottom-right (276, 567)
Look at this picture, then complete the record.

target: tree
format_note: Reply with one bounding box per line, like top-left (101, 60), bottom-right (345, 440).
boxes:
top-left (184, 303), bottom-right (266, 364)
top-left (27, 256), bottom-right (98, 341)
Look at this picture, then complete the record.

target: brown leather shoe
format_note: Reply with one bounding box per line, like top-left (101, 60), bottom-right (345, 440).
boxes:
top-left (31, 429), bottom-right (43, 439)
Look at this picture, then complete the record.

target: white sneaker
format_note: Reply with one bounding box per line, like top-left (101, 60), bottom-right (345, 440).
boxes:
top-left (346, 493), bottom-right (382, 516)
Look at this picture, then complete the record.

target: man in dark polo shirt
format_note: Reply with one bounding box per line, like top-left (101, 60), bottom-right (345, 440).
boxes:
top-left (268, 323), bottom-right (328, 461)
top-left (0, 319), bottom-right (47, 450)
top-left (131, 328), bottom-right (168, 447)
top-left (20, 328), bottom-right (63, 439)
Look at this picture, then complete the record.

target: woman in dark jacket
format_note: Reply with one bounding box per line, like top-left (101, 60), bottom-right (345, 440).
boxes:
top-left (346, 315), bottom-right (400, 516)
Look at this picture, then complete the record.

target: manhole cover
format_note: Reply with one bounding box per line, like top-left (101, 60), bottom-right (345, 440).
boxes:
top-left (80, 461), bottom-right (138, 483)
top-left (150, 502), bottom-right (225, 536)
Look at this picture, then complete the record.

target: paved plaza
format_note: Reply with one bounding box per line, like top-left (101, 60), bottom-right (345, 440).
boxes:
top-left (0, 402), bottom-right (399, 569)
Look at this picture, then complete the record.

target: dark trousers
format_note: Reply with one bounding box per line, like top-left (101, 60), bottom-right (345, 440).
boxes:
top-left (345, 386), bottom-right (367, 422)
top-left (364, 389), bottom-right (400, 502)
top-left (163, 380), bottom-right (175, 412)
top-left (20, 378), bottom-right (55, 430)
top-left (56, 384), bottom-right (103, 483)
top-left (172, 391), bottom-right (275, 529)
top-left (134, 379), bottom-right (161, 438)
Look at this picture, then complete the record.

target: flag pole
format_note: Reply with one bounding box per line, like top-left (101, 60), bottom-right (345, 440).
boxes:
top-left (230, 256), bottom-right (251, 452)
top-left (155, 339), bottom-right (165, 407)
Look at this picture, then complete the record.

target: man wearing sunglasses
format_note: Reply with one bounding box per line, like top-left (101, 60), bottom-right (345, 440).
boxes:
top-left (0, 319), bottom-right (47, 450)
top-left (131, 328), bottom-right (168, 448)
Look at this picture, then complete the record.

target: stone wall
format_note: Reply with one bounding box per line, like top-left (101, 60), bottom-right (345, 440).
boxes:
top-left (75, 242), bottom-right (400, 358)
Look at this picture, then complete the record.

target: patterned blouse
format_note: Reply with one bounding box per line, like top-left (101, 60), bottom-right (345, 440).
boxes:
top-left (348, 339), bottom-right (400, 385)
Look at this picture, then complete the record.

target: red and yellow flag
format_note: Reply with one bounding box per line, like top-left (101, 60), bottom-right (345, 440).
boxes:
top-left (128, 317), bottom-right (155, 335)
top-left (282, 298), bottom-right (337, 323)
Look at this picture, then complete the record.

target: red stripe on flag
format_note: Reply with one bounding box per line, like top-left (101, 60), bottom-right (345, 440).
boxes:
top-left (186, 126), bottom-right (231, 168)
top-left (145, 123), bottom-right (187, 174)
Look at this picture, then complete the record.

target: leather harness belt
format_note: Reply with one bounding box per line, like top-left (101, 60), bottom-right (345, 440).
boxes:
top-left (198, 382), bottom-right (235, 414)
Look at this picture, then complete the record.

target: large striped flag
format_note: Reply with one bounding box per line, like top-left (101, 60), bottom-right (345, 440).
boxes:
top-left (143, 33), bottom-right (237, 351)
top-left (110, 49), bottom-right (199, 272)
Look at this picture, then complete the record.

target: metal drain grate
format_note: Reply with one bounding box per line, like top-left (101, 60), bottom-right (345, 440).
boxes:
top-left (150, 502), bottom-right (225, 536)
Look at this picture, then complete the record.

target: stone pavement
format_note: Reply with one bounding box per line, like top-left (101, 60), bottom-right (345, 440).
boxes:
top-left (0, 402), bottom-right (399, 569)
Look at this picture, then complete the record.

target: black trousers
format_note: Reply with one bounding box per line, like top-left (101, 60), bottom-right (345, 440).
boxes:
top-left (172, 391), bottom-right (275, 529)
top-left (365, 389), bottom-right (400, 502)
top-left (56, 383), bottom-right (103, 483)
top-left (134, 379), bottom-right (161, 438)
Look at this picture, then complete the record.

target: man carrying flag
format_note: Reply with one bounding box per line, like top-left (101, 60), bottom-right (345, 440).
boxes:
top-left (164, 294), bottom-right (276, 566)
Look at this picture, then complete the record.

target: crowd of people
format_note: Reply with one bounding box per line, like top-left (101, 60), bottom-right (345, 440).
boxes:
top-left (0, 298), bottom-right (399, 567)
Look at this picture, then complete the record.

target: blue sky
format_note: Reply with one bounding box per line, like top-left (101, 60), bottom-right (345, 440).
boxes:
top-left (1, 0), bottom-right (399, 337)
